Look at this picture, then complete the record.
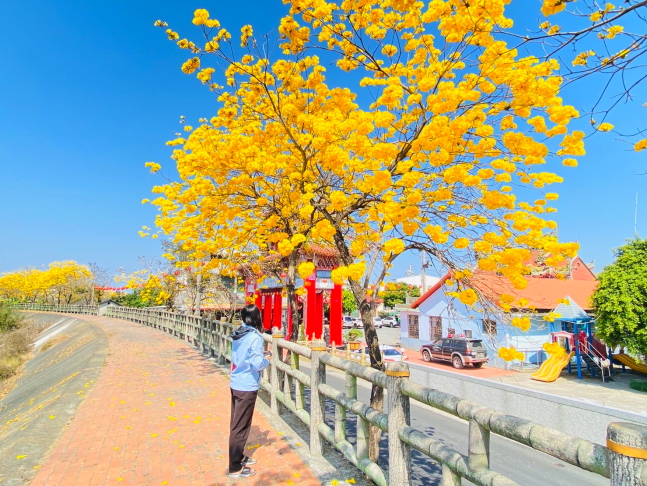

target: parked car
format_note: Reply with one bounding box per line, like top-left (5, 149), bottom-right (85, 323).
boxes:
top-left (353, 345), bottom-right (408, 362)
top-left (382, 317), bottom-right (398, 327)
top-left (342, 316), bottom-right (355, 329)
top-left (420, 338), bottom-right (488, 369)
top-left (373, 317), bottom-right (383, 328)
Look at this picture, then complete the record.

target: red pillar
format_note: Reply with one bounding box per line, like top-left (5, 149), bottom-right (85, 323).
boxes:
top-left (330, 283), bottom-right (343, 346)
top-left (254, 282), bottom-right (261, 309)
top-left (273, 292), bottom-right (282, 330)
top-left (262, 294), bottom-right (272, 330)
top-left (315, 291), bottom-right (324, 340)
top-left (306, 279), bottom-right (317, 340)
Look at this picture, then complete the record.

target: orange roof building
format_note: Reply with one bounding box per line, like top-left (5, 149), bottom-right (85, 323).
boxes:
top-left (400, 257), bottom-right (598, 368)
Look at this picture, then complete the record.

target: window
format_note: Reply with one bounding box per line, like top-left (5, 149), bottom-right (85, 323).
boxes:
top-left (482, 319), bottom-right (497, 335)
top-left (408, 315), bottom-right (419, 339)
top-left (429, 316), bottom-right (443, 340)
top-left (464, 330), bottom-right (473, 338)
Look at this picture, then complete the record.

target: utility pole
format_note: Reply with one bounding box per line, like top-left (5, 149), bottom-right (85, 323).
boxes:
top-left (635, 192), bottom-right (639, 239)
top-left (421, 252), bottom-right (427, 293)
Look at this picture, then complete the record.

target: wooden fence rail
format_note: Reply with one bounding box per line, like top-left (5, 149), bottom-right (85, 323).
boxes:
top-left (11, 303), bottom-right (647, 485)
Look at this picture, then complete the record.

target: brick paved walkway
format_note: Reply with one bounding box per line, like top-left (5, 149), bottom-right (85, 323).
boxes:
top-left (31, 315), bottom-right (320, 486)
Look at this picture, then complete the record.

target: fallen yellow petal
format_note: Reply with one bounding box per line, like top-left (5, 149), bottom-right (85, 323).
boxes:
top-left (16, 455), bottom-right (27, 460)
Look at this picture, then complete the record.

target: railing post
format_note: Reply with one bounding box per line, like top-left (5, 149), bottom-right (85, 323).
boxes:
top-left (335, 371), bottom-right (350, 444)
top-left (346, 372), bottom-right (368, 461)
top-left (608, 422), bottom-right (647, 485)
top-left (218, 321), bottom-right (227, 365)
top-left (270, 328), bottom-right (283, 415)
top-left (309, 344), bottom-right (326, 456)
top-left (442, 464), bottom-right (461, 486)
top-left (468, 419), bottom-right (490, 470)
top-left (386, 361), bottom-right (411, 485)
top-left (293, 352), bottom-right (305, 412)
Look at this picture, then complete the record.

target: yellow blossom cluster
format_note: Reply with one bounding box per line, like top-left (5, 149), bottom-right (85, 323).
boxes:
top-left (297, 262), bottom-right (315, 280)
top-left (511, 316), bottom-right (531, 332)
top-left (498, 346), bottom-right (524, 362)
top-left (543, 341), bottom-right (566, 358)
top-left (635, 139), bottom-right (647, 152)
top-left (331, 263), bottom-right (366, 285)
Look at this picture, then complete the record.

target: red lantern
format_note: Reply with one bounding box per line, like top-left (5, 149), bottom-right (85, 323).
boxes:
top-left (174, 270), bottom-right (180, 276)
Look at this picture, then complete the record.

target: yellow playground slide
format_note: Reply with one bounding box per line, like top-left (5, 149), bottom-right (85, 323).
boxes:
top-left (614, 354), bottom-right (647, 374)
top-left (532, 352), bottom-right (575, 382)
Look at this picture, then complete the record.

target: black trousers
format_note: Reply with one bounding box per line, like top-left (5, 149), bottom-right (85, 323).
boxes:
top-left (229, 388), bottom-right (258, 473)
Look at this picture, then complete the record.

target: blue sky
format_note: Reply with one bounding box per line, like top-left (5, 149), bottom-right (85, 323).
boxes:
top-left (0, 1), bottom-right (645, 280)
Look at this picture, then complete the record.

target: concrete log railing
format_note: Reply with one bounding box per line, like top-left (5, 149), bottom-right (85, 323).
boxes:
top-left (9, 302), bottom-right (99, 315)
top-left (20, 304), bottom-right (647, 485)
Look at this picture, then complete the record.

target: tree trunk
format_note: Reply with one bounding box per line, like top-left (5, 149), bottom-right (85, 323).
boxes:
top-left (332, 229), bottom-right (384, 463)
top-left (286, 252), bottom-right (302, 344)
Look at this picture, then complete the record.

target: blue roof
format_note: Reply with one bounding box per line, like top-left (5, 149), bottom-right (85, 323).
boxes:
top-left (553, 295), bottom-right (591, 321)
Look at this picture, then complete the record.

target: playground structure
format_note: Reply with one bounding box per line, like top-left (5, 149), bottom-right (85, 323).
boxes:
top-left (532, 322), bottom-right (612, 383)
top-left (612, 352), bottom-right (647, 374)
top-left (241, 245), bottom-right (344, 346)
top-left (531, 349), bottom-right (574, 382)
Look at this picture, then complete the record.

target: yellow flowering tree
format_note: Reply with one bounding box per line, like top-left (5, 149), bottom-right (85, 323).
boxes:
top-left (507, 1), bottom-right (647, 148)
top-left (0, 261), bottom-right (93, 304)
top-left (148, 2), bottom-right (600, 461)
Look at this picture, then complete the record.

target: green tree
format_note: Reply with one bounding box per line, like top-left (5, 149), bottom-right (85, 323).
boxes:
top-left (0, 303), bottom-right (23, 333)
top-left (110, 290), bottom-right (155, 309)
top-left (592, 239), bottom-right (647, 356)
top-left (381, 283), bottom-right (421, 309)
top-left (342, 290), bottom-right (357, 315)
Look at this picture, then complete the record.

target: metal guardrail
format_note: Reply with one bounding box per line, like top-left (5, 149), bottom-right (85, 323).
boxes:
top-left (19, 304), bottom-right (647, 485)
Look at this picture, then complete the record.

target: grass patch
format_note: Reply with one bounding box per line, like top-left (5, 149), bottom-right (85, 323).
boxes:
top-left (630, 380), bottom-right (647, 393)
top-left (0, 355), bottom-right (24, 380)
top-left (40, 334), bottom-right (70, 352)
top-left (0, 315), bottom-right (48, 382)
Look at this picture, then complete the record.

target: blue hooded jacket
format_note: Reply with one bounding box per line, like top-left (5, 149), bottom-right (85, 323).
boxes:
top-left (230, 324), bottom-right (270, 392)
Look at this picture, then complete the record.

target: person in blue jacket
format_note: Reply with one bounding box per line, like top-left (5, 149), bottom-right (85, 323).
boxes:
top-left (228, 304), bottom-right (271, 478)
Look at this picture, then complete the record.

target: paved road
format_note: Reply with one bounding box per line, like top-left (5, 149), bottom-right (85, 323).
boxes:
top-left (300, 362), bottom-right (606, 486)
top-left (0, 314), bottom-right (109, 486)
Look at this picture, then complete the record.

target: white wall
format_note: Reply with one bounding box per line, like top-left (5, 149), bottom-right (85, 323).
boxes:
top-left (400, 283), bottom-right (555, 367)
